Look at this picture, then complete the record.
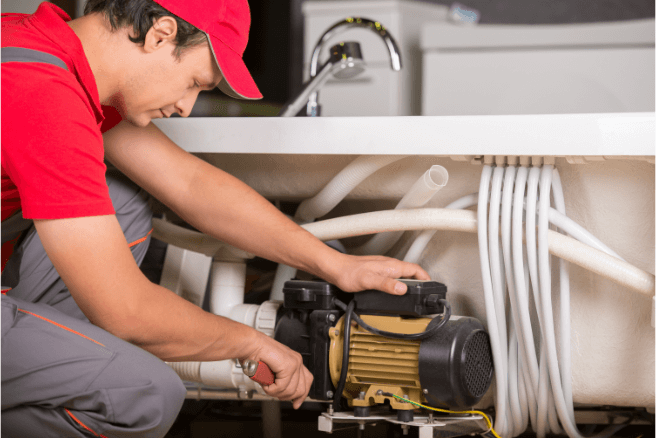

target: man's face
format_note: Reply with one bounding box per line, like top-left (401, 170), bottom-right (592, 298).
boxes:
top-left (116, 41), bottom-right (222, 127)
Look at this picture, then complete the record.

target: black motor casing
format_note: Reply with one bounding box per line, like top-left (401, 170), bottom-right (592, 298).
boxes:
top-left (418, 316), bottom-right (493, 409)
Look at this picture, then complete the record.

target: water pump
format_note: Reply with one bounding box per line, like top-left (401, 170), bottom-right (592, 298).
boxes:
top-left (274, 279), bottom-right (494, 420)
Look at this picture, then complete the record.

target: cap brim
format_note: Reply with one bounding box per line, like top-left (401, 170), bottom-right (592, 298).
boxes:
top-left (206, 33), bottom-right (262, 100)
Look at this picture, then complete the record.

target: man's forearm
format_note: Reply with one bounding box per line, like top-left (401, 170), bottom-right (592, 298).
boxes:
top-left (107, 280), bottom-right (262, 362)
top-left (104, 121), bottom-right (429, 297)
top-left (174, 158), bottom-right (343, 284)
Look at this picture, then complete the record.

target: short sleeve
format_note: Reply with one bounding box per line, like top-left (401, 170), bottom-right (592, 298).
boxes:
top-left (1, 62), bottom-right (115, 219)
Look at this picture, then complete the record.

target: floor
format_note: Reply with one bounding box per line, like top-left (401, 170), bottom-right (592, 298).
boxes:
top-left (164, 400), bottom-right (654, 438)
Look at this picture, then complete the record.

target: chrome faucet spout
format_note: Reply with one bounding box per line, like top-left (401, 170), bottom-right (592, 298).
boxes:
top-left (279, 42), bottom-right (366, 117)
top-left (278, 18), bottom-right (402, 117)
top-left (309, 17), bottom-right (402, 78)
top-left (306, 17), bottom-right (402, 117)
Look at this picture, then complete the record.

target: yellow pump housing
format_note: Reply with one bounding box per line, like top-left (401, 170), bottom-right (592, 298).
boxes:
top-left (328, 314), bottom-right (432, 410)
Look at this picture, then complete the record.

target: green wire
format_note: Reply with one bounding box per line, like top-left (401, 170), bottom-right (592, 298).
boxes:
top-left (386, 393), bottom-right (502, 438)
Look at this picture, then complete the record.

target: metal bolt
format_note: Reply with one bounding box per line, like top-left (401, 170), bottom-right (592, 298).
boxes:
top-left (327, 404), bottom-right (334, 415)
top-left (428, 413), bottom-right (434, 424)
top-left (326, 391), bottom-right (334, 398)
top-left (359, 424), bottom-right (365, 431)
top-left (358, 391), bottom-right (366, 400)
top-left (376, 390), bottom-right (383, 396)
top-left (334, 330), bottom-right (340, 336)
top-left (423, 389), bottom-right (428, 394)
top-left (328, 314), bottom-right (336, 322)
top-left (403, 394), bottom-right (409, 402)
top-left (402, 424), bottom-right (409, 435)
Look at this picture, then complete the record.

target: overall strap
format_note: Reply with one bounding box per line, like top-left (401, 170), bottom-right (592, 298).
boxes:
top-left (2, 211), bottom-right (33, 246)
top-left (1, 46), bottom-right (69, 71)
top-left (1, 47), bottom-right (68, 243)
top-left (1, 47), bottom-right (71, 285)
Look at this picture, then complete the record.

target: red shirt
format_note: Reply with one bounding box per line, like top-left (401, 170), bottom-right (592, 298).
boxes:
top-left (2, 3), bottom-right (118, 268)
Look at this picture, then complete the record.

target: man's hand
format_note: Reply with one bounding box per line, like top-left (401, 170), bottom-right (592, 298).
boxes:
top-left (242, 332), bottom-right (313, 409)
top-left (327, 254), bottom-right (431, 295)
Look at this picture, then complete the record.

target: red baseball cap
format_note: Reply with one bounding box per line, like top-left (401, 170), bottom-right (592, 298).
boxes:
top-left (152, 0), bottom-right (262, 100)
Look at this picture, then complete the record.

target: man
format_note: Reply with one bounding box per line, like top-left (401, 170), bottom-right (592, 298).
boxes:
top-left (1, 1), bottom-right (430, 437)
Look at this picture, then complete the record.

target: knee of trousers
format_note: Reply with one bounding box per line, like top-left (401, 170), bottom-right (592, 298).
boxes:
top-left (94, 349), bottom-right (186, 436)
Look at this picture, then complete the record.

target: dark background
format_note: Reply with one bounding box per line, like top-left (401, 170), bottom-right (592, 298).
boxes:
top-left (40, 0), bottom-right (655, 111)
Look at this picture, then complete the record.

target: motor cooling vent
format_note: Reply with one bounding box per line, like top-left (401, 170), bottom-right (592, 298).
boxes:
top-left (418, 317), bottom-right (494, 409)
top-left (463, 330), bottom-right (493, 398)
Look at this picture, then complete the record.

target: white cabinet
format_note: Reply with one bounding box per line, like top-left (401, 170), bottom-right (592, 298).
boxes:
top-left (421, 19), bottom-right (655, 116)
top-left (302, 0), bottom-right (447, 116)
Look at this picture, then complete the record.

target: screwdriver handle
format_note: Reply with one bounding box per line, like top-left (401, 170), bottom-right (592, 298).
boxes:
top-left (242, 360), bottom-right (275, 386)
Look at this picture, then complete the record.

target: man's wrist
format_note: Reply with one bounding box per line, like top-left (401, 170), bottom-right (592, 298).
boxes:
top-left (312, 248), bottom-right (350, 286)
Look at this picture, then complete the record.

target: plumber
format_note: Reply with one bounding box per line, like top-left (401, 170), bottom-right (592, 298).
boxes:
top-left (1, 0), bottom-right (430, 437)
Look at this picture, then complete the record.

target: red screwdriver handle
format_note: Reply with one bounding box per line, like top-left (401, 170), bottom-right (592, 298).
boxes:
top-left (251, 361), bottom-right (275, 386)
top-left (243, 360), bottom-right (275, 386)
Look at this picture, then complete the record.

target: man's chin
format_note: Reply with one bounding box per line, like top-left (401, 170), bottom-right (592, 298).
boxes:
top-left (124, 114), bottom-right (152, 128)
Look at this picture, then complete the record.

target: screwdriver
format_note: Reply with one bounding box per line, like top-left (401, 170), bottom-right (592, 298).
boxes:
top-left (242, 360), bottom-right (275, 386)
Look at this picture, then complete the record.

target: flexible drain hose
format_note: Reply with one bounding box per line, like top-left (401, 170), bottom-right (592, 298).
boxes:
top-left (302, 209), bottom-right (653, 297)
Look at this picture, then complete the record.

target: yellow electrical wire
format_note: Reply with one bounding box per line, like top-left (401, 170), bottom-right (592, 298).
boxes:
top-left (388, 394), bottom-right (502, 438)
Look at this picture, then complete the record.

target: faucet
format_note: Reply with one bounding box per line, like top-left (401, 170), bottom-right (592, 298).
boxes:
top-left (278, 17), bottom-right (402, 117)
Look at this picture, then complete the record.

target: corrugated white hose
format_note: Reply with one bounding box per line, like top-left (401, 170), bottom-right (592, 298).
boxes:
top-left (537, 166), bottom-right (626, 438)
top-left (355, 165), bottom-right (448, 255)
top-left (403, 193), bottom-right (478, 263)
top-left (477, 165), bottom-right (509, 437)
top-left (271, 155), bottom-right (408, 300)
top-left (548, 209), bottom-right (624, 261)
top-left (296, 155), bottom-right (409, 222)
top-left (301, 209), bottom-right (654, 297)
top-left (403, 192), bottom-right (621, 265)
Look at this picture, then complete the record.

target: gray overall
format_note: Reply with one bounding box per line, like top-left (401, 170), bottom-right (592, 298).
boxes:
top-left (2, 48), bottom-right (186, 438)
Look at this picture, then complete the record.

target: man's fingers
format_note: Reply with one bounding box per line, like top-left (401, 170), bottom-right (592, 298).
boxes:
top-left (292, 368), bottom-right (314, 409)
top-left (403, 263), bottom-right (430, 280)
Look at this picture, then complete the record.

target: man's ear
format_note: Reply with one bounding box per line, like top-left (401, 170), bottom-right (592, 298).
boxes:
top-left (142, 16), bottom-right (178, 53)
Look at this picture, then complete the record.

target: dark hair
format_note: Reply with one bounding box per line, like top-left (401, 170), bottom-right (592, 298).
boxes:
top-left (84, 0), bottom-right (207, 58)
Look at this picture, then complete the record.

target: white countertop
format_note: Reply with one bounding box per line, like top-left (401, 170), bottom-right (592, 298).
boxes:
top-left (152, 113), bottom-right (654, 156)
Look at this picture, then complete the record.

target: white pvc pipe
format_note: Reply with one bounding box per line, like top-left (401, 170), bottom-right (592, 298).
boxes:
top-left (152, 217), bottom-right (253, 260)
top-left (270, 264), bottom-right (297, 302)
top-left (548, 209), bottom-right (624, 261)
top-left (500, 166), bottom-right (528, 435)
top-left (403, 194), bottom-right (478, 263)
top-left (167, 359), bottom-right (265, 393)
top-left (295, 155), bottom-right (408, 222)
top-left (356, 165), bottom-right (448, 255)
top-left (168, 259), bottom-right (264, 393)
top-left (210, 261), bottom-right (247, 318)
top-left (551, 169), bottom-right (575, 421)
top-left (271, 155), bottom-right (408, 300)
top-left (477, 165), bottom-right (508, 437)
top-left (403, 191), bottom-right (623, 266)
top-left (300, 209), bottom-right (654, 297)
top-left (511, 167), bottom-right (541, 426)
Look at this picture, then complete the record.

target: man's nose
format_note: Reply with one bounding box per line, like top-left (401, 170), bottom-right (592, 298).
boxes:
top-left (175, 89), bottom-right (201, 118)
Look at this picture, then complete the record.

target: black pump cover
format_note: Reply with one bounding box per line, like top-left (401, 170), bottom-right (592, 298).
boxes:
top-left (282, 280), bottom-right (345, 310)
top-left (353, 280), bottom-right (447, 316)
top-left (418, 317), bottom-right (493, 409)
